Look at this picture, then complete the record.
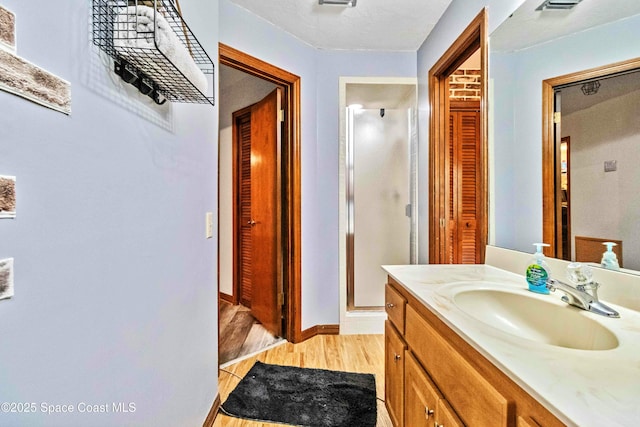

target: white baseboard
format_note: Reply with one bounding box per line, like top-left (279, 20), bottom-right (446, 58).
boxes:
top-left (339, 310), bottom-right (387, 335)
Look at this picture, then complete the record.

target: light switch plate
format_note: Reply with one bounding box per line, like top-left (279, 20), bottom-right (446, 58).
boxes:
top-left (205, 212), bottom-right (214, 239)
top-left (0, 258), bottom-right (14, 300)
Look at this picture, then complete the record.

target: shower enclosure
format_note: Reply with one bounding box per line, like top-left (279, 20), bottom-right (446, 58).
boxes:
top-left (346, 104), bottom-right (418, 310)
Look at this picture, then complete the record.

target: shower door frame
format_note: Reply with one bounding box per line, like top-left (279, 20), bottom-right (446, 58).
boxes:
top-left (341, 78), bottom-right (419, 313)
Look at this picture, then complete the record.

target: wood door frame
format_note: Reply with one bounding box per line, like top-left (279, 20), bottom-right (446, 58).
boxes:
top-left (560, 136), bottom-right (571, 260)
top-left (220, 44), bottom-right (303, 343)
top-left (541, 57), bottom-right (640, 258)
top-left (428, 9), bottom-right (488, 264)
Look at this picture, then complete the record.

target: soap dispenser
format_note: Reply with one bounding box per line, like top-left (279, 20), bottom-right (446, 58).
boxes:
top-left (526, 243), bottom-right (551, 294)
top-left (601, 242), bottom-right (620, 271)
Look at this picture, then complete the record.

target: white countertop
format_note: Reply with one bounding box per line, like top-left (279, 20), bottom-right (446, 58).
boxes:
top-left (382, 264), bottom-right (640, 427)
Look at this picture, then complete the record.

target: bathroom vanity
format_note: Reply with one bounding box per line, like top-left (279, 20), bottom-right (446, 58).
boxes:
top-left (383, 262), bottom-right (640, 426)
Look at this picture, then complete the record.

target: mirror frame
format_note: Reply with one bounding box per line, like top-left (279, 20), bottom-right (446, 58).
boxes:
top-left (542, 56), bottom-right (640, 257)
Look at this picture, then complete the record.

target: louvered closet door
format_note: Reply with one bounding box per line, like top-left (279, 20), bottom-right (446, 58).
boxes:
top-left (448, 106), bottom-right (481, 264)
top-left (238, 113), bottom-right (253, 307)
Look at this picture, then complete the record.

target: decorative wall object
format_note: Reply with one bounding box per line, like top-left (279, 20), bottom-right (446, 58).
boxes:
top-left (0, 175), bottom-right (16, 218)
top-left (92, 0), bottom-right (215, 105)
top-left (0, 5), bottom-right (71, 114)
top-left (0, 5), bottom-right (15, 51)
top-left (0, 258), bottom-right (14, 300)
top-left (449, 69), bottom-right (481, 100)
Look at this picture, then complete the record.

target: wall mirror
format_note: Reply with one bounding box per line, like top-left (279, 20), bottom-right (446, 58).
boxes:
top-left (489, 0), bottom-right (640, 274)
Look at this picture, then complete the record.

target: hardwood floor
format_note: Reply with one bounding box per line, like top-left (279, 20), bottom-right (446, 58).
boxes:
top-left (215, 334), bottom-right (392, 427)
top-left (219, 300), bottom-right (283, 366)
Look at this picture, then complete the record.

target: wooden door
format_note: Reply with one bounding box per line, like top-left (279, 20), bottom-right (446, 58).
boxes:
top-left (249, 88), bottom-right (283, 337)
top-left (447, 102), bottom-right (481, 264)
top-left (236, 110), bottom-right (253, 308)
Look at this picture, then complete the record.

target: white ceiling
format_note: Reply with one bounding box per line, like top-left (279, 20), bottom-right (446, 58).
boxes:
top-left (491, 0), bottom-right (640, 52)
top-left (229, 0), bottom-right (453, 51)
top-left (346, 83), bottom-right (416, 109)
top-left (561, 69), bottom-right (640, 116)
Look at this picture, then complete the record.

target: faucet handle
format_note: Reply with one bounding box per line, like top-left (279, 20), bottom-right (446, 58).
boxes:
top-left (567, 262), bottom-right (593, 285)
top-left (577, 281), bottom-right (599, 291)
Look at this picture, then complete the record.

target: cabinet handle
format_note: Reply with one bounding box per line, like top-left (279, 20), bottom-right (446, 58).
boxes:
top-left (425, 406), bottom-right (434, 419)
top-left (394, 354), bottom-right (401, 362)
top-left (387, 303), bottom-right (395, 309)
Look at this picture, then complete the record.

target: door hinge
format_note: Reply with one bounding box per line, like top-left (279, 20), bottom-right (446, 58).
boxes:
top-left (553, 112), bottom-right (561, 124)
top-left (279, 109), bottom-right (285, 123)
top-left (278, 292), bottom-right (285, 306)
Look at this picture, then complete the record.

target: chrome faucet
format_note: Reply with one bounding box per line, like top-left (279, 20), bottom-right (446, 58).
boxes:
top-left (546, 278), bottom-right (620, 318)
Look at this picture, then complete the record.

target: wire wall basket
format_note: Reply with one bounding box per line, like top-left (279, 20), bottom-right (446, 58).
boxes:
top-left (92, 0), bottom-right (214, 105)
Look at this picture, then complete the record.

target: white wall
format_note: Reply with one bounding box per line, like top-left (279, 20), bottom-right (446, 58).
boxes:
top-left (220, 0), bottom-right (416, 329)
top-left (490, 14), bottom-right (640, 253)
top-left (563, 89), bottom-right (640, 270)
top-left (0, 0), bottom-right (219, 426)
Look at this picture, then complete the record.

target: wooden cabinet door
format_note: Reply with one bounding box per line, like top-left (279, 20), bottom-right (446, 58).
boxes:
top-left (385, 321), bottom-right (406, 427)
top-left (406, 306), bottom-right (511, 427)
top-left (405, 351), bottom-right (441, 427)
top-left (517, 416), bottom-right (542, 427)
top-left (436, 399), bottom-right (465, 427)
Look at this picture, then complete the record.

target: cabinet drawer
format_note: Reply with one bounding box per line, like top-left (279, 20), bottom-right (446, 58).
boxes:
top-left (386, 283), bottom-right (406, 333)
top-left (406, 305), bottom-right (511, 427)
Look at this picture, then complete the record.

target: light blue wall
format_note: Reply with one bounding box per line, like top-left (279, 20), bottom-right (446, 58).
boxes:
top-left (312, 51), bottom-right (415, 327)
top-left (416, 0), bottom-right (526, 263)
top-left (219, 0), bottom-right (416, 328)
top-left (490, 52), bottom-right (517, 248)
top-left (0, 1), bottom-right (219, 426)
top-left (491, 14), bottom-right (640, 252)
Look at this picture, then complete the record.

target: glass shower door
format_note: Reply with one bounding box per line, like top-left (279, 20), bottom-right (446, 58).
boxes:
top-left (347, 107), bottom-right (416, 309)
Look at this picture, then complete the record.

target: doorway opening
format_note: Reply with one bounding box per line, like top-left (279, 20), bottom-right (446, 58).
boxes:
top-left (338, 77), bottom-right (418, 334)
top-left (542, 58), bottom-right (640, 268)
top-left (428, 9), bottom-right (488, 264)
top-left (218, 44), bottom-right (302, 366)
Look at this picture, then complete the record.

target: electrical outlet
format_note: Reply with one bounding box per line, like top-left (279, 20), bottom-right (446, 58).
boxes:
top-left (205, 212), bottom-right (214, 239)
top-left (0, 258), bottom-right (14, 301)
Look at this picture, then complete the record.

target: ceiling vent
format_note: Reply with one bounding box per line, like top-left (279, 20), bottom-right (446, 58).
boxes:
top-left (536, 0), bottom-right (583, 11)
top-left (319, 0), bottom-right (357, 7)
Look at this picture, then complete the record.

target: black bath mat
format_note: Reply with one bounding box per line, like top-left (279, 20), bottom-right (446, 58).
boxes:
top-left (221, 361), bottom-right (377, 427)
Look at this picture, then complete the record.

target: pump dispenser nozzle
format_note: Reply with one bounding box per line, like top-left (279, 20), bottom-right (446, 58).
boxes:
top-left (601, 242), bottom-right (620, 271)
top-left (533, 243), bottom-right (550, 260)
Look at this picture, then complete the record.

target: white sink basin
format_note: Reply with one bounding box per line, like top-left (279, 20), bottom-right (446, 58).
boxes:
top-left (449, 285), bottom-right (619, 351)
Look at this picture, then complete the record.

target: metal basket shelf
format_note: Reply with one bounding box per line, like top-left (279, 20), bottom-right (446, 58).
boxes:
top-left (92, 0), bottom-right (214, 105)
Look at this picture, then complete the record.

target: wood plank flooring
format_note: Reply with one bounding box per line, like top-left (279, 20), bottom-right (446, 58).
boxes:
top-left (219, 301), bottom-right (283, 365)
top-left (215, 334), bottom-right (392, 427)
